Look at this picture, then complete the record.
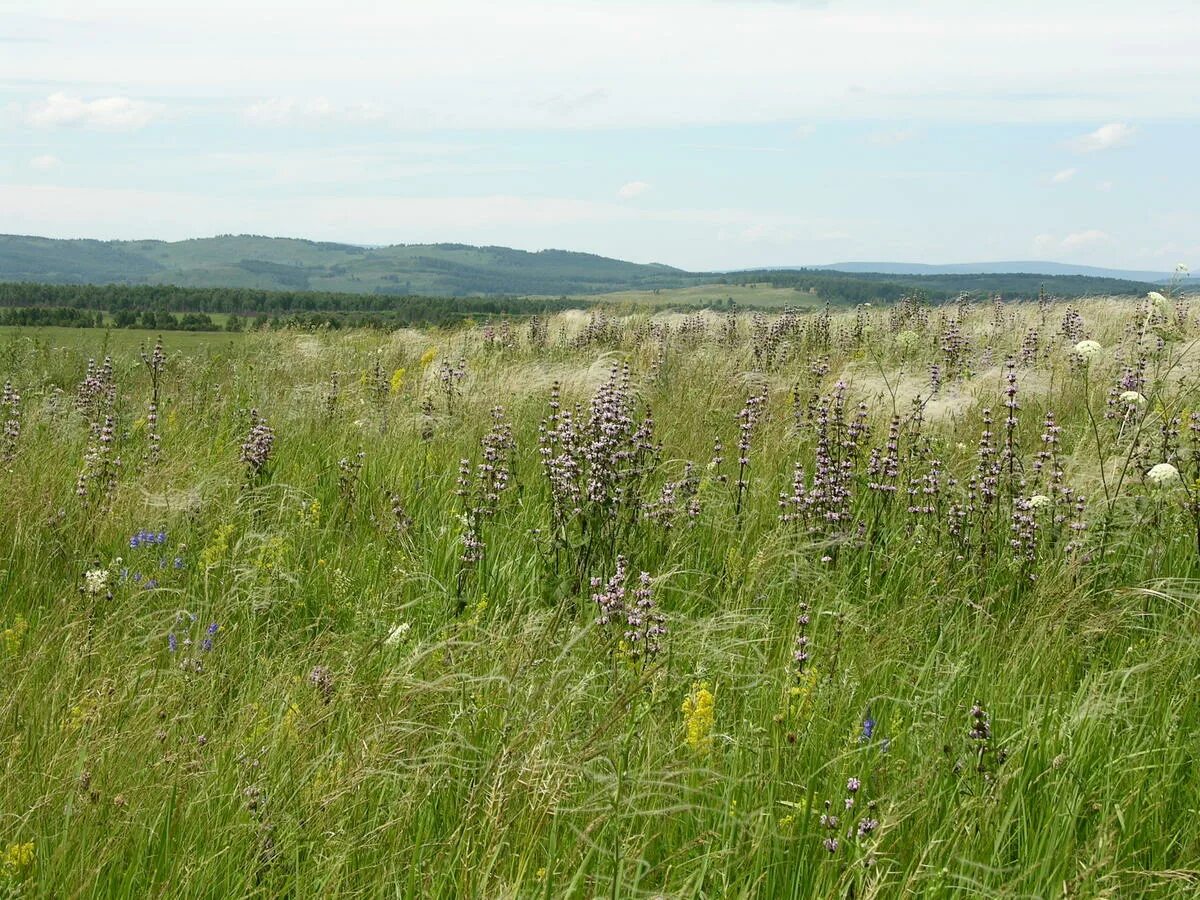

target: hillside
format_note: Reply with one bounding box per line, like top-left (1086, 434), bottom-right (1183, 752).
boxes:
top-left (0, 234), bottom-right (1169, 304)
top-left (0, 234), bottom-right (695, 297)
top-left (815, 260), bottom-right (1177, 282)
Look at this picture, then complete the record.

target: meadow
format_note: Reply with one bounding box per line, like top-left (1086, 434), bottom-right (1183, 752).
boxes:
top-left (3, 294), bottom-right (1200, 897)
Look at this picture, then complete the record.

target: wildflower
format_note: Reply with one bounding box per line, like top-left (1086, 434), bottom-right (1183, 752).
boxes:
top-left (83, 567), bottom-right (109, 596)
top-left (309, 665), bottom-right (335, 703)
top-left (1, 617), bottom-right (26, 654)
top-left (419, 347), bottom-right (438, 368)
top-left (1027, 494), bottom-right (1052, 510)
top-left (239, 409), bottom-right (275, 479)
top-left (681, 681), bottom-right (715, 754)
top-left (201, 623), bottom-right (219, 652)
top-left (389, 367), bottom-right (406, 395)
top-left (1073, 339), bottom-right (1102, 361)
top-left (1147, 462), bottom-right (1181, 487)
top-left (860, 715), bottom-right (875, 742)
top-left (384, 622), bottom-right (411, 646)
top-left (1, 841), bottom-right (34, 874)
top-left (1120, 390), bottom-right (1147, 406)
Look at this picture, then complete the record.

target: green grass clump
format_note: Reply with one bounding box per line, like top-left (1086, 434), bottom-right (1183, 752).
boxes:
top-left (2, 295), bottom-right (1200, 897)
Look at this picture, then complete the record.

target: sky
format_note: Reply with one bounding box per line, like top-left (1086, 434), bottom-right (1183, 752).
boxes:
top-left (1, 0), bottom-right (1198, 272)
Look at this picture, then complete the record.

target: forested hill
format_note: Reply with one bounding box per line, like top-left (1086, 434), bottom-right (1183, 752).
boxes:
top-left (0, 234), bottom-right (694, 297)
top-left (0, 233), bottom-right (1166, 302)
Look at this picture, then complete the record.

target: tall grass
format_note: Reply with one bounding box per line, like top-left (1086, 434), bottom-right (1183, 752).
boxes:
top-left (2, 295), bottom-right (1200, 897)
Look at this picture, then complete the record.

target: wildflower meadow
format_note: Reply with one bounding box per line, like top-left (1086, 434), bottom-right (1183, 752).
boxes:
top-left (3, 292), bottom-right (1200, 896)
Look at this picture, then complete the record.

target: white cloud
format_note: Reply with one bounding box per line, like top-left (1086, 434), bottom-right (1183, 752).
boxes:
top-left (242, 97), bottom-right (386, 126)
top-left (26, 92), bottom-right (161, 130)
top-left (1069, 122), bottom-right (1135, 153)
top-left (4, 4), bottom-right (1198, 130)
top-left (1050, 167), bottom-right (1077, 183)
top-left (29, 154), bottom-right (61, 171)
top-left (616, 180), bottom-right (651, 200)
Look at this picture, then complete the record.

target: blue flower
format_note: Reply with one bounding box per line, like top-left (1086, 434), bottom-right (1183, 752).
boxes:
top-left (860, 715), bottom-right (876, 742)
top-left (168, 633), bottom-right (178, 653)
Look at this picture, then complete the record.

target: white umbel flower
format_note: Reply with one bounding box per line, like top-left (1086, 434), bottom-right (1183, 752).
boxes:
top-left (1146, 463), bottom-right (1181, 487)
top-left (1074, 340), bottom-right (1102, 360)
top-left (384, 622), bottom-right (411, 646)
top-left (83, 568), bottom-right (109, 596)
top-left (1028, 494), bottom-right (1052, 510)
top-left (1119, 390), bottom-right (1147, 406)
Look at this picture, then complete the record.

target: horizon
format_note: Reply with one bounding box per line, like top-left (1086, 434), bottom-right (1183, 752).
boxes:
top-left (2, 229), bottom-right (1180, 278)
top-left (2, 1), bottom-right (1198, 272)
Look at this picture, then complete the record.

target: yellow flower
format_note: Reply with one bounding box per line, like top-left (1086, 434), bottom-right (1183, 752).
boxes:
top-left (389, 367), bottom-right (406, 395)
top-left (199, 523), bottom-right (236, 568)
top-left (1, 841), bottom-right (34, 873)
top-left (682, 681), bottom-right (715, 754)
top-left (419, 347), bottom-right (438, 368)
top-left (2, 615), bottom-right (28, 655)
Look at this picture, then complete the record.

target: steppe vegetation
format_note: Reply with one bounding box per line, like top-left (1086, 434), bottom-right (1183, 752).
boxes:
top-left (3, 292), bottom-right (1200, 896)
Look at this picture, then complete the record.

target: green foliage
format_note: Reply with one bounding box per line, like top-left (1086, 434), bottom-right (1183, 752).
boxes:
top-left (1, 296), bottom-right (1199, 896)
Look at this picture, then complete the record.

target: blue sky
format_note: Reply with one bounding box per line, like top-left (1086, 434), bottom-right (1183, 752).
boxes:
top-left (1, 0), bottom-right (1197, 271)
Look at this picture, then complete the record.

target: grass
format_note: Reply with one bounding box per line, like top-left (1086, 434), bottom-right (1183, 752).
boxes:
top-left (2, 296), bottom-right (1200, 897)
top-left (563, 282), bottom-right (819, 310)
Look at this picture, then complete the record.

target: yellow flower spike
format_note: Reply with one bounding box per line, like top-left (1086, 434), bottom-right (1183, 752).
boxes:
top-left (2, 615), bottom-right (28, 655)
top-left (389, 367), bottom-right (406, 395)
top-left (682, 681), bottom-right (715, 754)
top-left (419, 347), bottom-right (438, 368)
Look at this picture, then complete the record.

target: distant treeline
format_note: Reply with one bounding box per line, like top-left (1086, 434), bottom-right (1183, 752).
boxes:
top-left (718, 269), bottom-right (1158, 303)
top-left (0, 306), bottom-right (222, 331)
top-left (0, 282), bottom-right (596, 329)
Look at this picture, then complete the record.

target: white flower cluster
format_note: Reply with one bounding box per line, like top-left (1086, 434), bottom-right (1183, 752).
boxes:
top-left (1073, 340), bottom-right (1102, 361)
top-left (384, 622), bottom-right (412, 647)
top-left (1146, 463), bottom-right (1181, 488)
top-left (83, 568), bottom-right (109, 596)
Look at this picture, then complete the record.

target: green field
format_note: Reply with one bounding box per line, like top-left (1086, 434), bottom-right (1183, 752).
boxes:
top-left (567, 281), bottom-right (819, 310)
top-left (3, 295), bottom-right (1200, 896)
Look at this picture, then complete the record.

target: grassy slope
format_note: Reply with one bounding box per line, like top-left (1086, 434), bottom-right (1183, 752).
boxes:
top-left (2, 298), bottom-right (1200, 896)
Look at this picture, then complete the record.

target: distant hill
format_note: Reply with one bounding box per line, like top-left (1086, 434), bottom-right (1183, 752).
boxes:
top-left (0, 234), bottom-right (695, 297)
top-left (0, 233), bottom-right (1174, 304)
top-left (815, 260), bottom-right (1178, 283)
